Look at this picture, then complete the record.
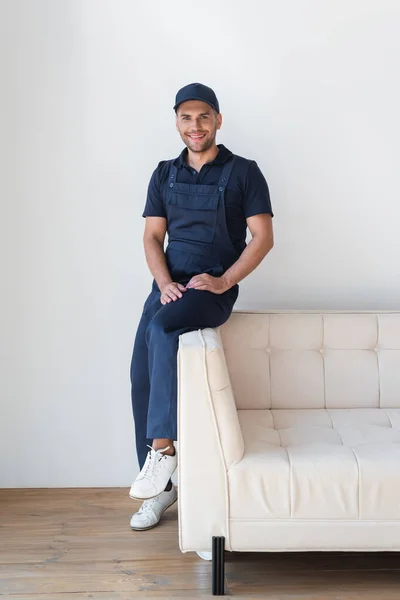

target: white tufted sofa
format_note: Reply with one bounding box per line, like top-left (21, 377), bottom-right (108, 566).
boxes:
top-left (177, 311), bottom-right (400, 592)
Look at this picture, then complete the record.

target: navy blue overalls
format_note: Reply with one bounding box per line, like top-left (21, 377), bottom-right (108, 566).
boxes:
top-left (130, 156), bottom-right (240, 469)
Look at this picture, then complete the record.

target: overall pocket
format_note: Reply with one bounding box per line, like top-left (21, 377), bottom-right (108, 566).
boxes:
top-left (166, 190), bottom-right (219, 244)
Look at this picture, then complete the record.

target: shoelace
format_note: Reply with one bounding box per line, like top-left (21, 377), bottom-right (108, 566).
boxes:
top-left (140, 445), bottom-right (171, 481)
top-left (138, 496), bottom-right (158, 515)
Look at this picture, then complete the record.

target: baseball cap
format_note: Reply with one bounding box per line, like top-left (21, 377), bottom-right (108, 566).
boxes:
top-left (173, 82), bottom-right (220, 113)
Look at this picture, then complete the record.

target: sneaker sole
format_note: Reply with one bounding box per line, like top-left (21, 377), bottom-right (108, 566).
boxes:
top-left (129, 490), bottom-right (163, 501)
top-left (130, 495), bottom-right (178, 531)
top-left (129, 466), bottom-right (178, 500)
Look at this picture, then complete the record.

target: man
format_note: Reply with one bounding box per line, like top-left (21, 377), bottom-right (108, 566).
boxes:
top-left (129, 83), bottom-right (274, 531)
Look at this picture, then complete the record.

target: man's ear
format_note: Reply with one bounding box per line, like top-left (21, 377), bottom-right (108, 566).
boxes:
top-left (217, 113), bottom-right (223, 130)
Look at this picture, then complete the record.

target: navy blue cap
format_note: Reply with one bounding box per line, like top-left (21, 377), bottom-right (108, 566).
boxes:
top-left (173, 82), bottom-right (220, 113)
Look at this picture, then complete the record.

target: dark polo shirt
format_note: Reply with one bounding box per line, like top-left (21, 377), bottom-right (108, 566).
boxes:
top-left (143, 144), bottom-right (273, 255)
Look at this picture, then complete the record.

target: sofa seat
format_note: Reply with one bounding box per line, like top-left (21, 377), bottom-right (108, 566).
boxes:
top-left (229, 408), bottom-right (400, 521)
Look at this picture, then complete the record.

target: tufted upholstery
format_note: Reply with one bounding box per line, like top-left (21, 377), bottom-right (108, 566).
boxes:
top-left (230, 408), bottom-right (400, 521)
top-left (220, 313), bottom-right (400, 410)
top-left (178, 311), bottom-right (400, 553)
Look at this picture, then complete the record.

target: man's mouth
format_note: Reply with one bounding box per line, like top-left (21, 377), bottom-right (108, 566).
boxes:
top-left (187, 133), bottom-right (206, 141)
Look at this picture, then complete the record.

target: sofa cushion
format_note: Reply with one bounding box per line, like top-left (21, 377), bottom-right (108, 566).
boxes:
top-left (228, 408), bottom-right (400, 520)
top-left (220, 312), bottom-right (400, 410)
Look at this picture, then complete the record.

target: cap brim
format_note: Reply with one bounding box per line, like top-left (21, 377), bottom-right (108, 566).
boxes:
top-left (173, 97), bottom-right (218, 112)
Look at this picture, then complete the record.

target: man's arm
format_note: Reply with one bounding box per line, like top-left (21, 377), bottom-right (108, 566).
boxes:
top-left (143, 217), bottom-right (187, 304)
top-left (186, 214), bottom-right (274, 293)
top-left (221, 213), bottom-right (274, 289)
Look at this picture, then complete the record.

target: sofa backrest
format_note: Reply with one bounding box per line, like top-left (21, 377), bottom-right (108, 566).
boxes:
top-left (219, 311), bottom-right (400, 410)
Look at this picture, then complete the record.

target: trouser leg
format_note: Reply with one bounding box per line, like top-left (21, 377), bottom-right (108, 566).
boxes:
top-left (145, 286), bottom-right (238, 441)
top-left (130, 309), bottom-right (154, 470)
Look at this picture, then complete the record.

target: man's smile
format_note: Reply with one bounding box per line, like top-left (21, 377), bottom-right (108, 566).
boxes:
top-left (187, 133), bottom-right (207, 140)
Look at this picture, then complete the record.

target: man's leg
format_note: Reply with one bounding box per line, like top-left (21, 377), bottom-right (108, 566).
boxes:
top-left (130, 308), bottom-right (153, 471)
top-left (130, 292), bottom-right (174, 491)
top-left (130, 285), bottom-right (238, 500)
top-left (129, 290), bottom-right (178, 531)
top-left (146, 286), bottom-right (239, 446)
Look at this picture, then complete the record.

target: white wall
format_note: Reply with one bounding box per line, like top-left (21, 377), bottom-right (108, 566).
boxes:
top-left (1, 0), bottom-right (400, 487)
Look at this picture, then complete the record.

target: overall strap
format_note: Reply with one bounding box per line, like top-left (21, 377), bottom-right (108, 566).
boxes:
top-left (217, 156), bottom-right (236, 191)
top-left (168, 161), bottom-right (178, 188)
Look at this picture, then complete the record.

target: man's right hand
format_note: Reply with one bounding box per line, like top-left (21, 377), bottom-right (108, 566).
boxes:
top-left (160, 282), bottom-right (187, 305)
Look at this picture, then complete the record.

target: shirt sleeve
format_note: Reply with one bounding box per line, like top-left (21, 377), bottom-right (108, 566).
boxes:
top-left (243, 161), bottom-right (274, 218)
top-left (142, 163), bottom-right (167, 218)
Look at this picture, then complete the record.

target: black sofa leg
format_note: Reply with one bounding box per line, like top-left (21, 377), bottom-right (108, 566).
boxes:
top-left (212, 536), bottom-right (225, 596)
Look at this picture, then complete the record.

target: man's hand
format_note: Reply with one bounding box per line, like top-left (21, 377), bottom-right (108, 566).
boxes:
top-left (186, 274), bottom-right (230, 294)
top-left (160, 282), bottom-right (187, 305)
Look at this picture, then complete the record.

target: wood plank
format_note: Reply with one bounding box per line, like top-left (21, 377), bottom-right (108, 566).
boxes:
top-left (1, 488), bottom-right (400, 598)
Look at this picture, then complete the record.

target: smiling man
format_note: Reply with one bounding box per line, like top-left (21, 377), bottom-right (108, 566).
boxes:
top-left (129, 82), bottom-right (274, 531)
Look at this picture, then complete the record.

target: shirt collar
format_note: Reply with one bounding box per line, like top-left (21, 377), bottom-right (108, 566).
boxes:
top-left (174, 144), bottom-right (233, 169)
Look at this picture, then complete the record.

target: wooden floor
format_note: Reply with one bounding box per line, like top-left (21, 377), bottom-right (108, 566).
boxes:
top-left (1, 489), bottom-right (400, 599)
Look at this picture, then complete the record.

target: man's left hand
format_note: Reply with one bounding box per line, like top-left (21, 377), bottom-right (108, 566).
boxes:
top-left (185, 274), bottom-right (230, 294)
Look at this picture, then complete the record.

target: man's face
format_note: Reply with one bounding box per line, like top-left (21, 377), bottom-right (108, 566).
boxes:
top-left (175, 100), bottom-right (222, 153)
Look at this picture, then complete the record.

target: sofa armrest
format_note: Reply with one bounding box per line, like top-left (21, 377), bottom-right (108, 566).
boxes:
top-left (177, 327), bottom-right (244, 552)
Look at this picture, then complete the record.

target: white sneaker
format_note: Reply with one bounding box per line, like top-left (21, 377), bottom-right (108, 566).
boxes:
top-left (130, 485), bottom-right (178, 531)
top-left (129, 445), bottom-right (178, 500)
